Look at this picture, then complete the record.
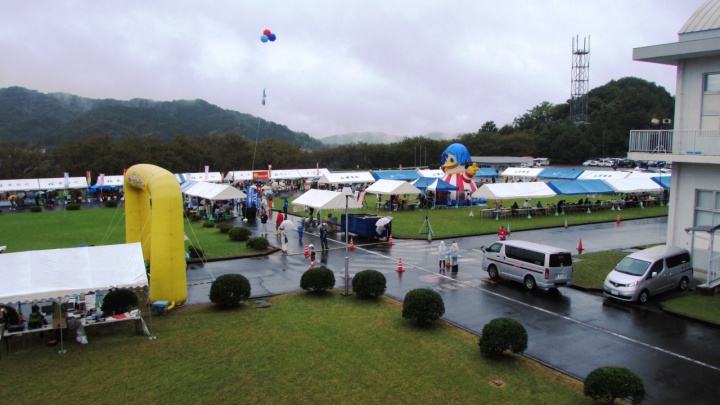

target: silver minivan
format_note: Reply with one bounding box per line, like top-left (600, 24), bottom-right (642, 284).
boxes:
top-left (603, 245), bottom-right (692, 304)
top-left (481, 240), bottom-right (573, 291)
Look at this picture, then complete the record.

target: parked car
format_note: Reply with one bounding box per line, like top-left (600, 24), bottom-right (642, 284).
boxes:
top-left (582, 160), bottom-right (598, 166)
top-left (481, 240), bottom-right (573, 291)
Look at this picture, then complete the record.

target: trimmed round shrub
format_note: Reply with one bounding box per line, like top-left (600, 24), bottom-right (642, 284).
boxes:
top-left (187, 245), bottom-right (205, 259)
top-left (105, 200), bottom-right (118, 208)
top-left (352, 269), bottom-right (387, 298)
top-left (209, 273), bottom-right (251, 308)
top-left (246, 236), bottom-right (269, 250)
top-left (584, 366), bottom-right (646, 404)
top-left (228, 226), bottom-right (252, 242)
top-left (30, 206), bottom-right (42, 212)
top-left (100, 289), bottom-right (139, 316)
top-left (479, 317), bottom-right (528, 358)
top-left (300, 266), bottom-right (336, 293)
top-left (217, 222), bottom-right (233, 233)
top-left (402, 288), bottom-right (445, 325)
top-left (202, 220), bottom-right (215, 228)
top-left (66, 204), bottom-right (80, 210)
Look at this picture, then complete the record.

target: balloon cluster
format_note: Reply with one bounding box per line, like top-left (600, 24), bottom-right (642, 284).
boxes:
top-left (260, 29), bottom-right (277, 43)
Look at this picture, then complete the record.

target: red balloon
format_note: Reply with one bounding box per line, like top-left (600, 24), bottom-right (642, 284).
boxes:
top-left (263, 29), bottom-right (271, 36)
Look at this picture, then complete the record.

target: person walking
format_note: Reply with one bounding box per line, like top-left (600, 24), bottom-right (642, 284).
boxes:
top-left (260, 209), bottom-right (269, 237)
top-left (450, 241), bottom-right (459, 272)
top-left (283, 198), bottom-right (289, 217)
top-left (438, 240), bottom-right (447, 272)
top-left (275, 211), bottom-right (284, 236)
top-left (497, 225), bottom-right (508, 241)
top-left (319, 221), bottom-right (329, 251)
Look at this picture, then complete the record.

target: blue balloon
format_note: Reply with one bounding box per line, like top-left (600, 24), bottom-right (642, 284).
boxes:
top-left (268, 33), bottom-right (276, 42)
top-left (260, 35), bottom-right (269, 43)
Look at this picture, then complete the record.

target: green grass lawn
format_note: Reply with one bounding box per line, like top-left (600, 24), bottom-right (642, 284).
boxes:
top-left (0, 293), bottom-right (590, 404)
top-left (663, 294), bottom-right (720, 324)
top-left (572, 251), bottom-right (632, 289)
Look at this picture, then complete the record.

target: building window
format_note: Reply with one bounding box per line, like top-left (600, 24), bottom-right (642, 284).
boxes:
top-left (695, 189), bottom-right (720, 227)
top-left (702, 74), bottom-right (720, 130)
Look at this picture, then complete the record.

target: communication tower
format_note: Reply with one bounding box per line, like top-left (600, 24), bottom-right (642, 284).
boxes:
top-left (571, 35), bottom-right (590, 124)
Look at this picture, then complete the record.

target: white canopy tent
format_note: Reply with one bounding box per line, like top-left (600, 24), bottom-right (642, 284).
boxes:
top-left (175, 172), bottom-right (223, 183)
top-left (95, 175), bottom-right (125, 187)
top-left (0, 243), bottom-right (148, 304)
top-left (416, 169), bottom-right (444, 178)
top-left (624, 171), bottom-right (663, 179)
top-left (291, 189), bottom-right (363, 210)
top-left (578, 170), bottom-right (630, 180)
top-left (39, 177), bottom-right (89, 190)
top-left (471, 182), bottom-right (557, 199)
top-left (365, 179), bottom-right (421, 195)
top-left (180, 181), bottom-right (246, 200)
top-left (270, 169), bottom-right (302, 180)
top-left (224, 170), bottom-right (254, 182)
top-left (0, 178), bottom-right (41, 192)
top-left (297, 168), bottom-right (331, 178)
top-left (318, 171), bottom-right (375, 185)
top-left (501, 167), bottom-right (544, 179)
top-left (603, 178), bottom-right (664, 193)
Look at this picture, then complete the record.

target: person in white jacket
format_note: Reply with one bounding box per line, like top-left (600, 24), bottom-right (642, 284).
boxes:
top-left (450, 241), bottom-right (459, 272)
top-left (437, 241), bottom-right (447, 272)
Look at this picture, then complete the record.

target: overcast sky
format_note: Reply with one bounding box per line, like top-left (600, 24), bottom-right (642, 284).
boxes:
top-left (0, 0), bottom-right (706, 139)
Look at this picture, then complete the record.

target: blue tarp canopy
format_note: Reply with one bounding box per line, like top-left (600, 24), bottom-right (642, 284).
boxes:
top-left (412, 177), bottom-right (458, 191)
top-left (371, 170), bottom-right (420, 181)
top-left (547, 179), bottom-right (614, 195)
top-left (473, 168), bottom-right (499, 177)
top-left (652, 176), bottom-right (671, 189)
top-left (538, 169), bottom-right (582, 180)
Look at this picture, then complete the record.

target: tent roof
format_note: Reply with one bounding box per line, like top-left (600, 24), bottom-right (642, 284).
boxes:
top-left (318, 171), bottom-right (375, 184)
top-left (577, 170), bottom-right (629, 180)
top-left (175, 172), bottom-right (223, 183)
top-left (365, 179), bottom-right (421, 195)
top-left (296, 168), bottom-right (331, 178)
top-left (416, 169), bottom-right (444, 178)
top-left (501, 167), bottom-right (544, 178)
top-left (291, 189), bottom-right (363, 210)
top-left (270, 169), bottom-right (302, 180)
top-left (0, 243), bottom-right (148, 304)
top-left (652, 176), bottom-right (671, 189)
top-left (537, 169), bottom-right (582, 180)
top-left (0, 178), bottom-right (41, 192)
top-left (412, 177), bottom-right (459, 191)
top-left (371, 170), bottom-right (420, 181)
top-left (471, 183), bottom-right (556, 199)
top-left (547, 180), bottom-right (615, 195)
top-left (38, 177), bottom-right (88, 190)
top-left (96, 175), bottom-right (125, 187)
top-left (603, 178), bottom-right (664, 193)
top-left (180, 181), bottom-right (246, 200)
top-left (473, 168), bottom-right (499, 177)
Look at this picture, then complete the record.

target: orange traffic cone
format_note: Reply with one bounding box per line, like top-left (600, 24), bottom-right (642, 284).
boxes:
top-left (616, 214), bottom-right (621, 225)
top-left (388, 234), bottom-right (394, 247)
top-left (577, 238), bottom-right (584, 254)
top-left (397, 258), bottom-right (404, 273)
top-left (349, 237), bottom-right (355, 251)
top-left (304, 243), bottom-right (309, 258)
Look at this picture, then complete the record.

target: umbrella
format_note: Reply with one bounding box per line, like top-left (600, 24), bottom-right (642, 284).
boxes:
top-left (279, 219), bottom-right (295, 231)
top-left (375, 216), bottom-right (392, 227)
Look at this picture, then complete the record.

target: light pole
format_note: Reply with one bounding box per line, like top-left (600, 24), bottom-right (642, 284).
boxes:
top-left (341, 187), bottom-right (352, 296)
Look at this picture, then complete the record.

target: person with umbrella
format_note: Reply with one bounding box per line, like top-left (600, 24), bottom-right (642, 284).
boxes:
top-left (279, 219), bottom-right (294, 253)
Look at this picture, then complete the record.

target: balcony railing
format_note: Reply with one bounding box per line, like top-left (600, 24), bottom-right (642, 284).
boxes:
top-left (629, 130), bottom-right (720, 156)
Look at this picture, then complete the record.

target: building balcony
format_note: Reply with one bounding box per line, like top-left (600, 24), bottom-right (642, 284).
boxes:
top-left (628, 130), bottom-right (720, 164)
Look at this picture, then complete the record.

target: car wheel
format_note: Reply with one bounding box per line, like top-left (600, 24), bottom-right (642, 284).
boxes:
top-left (488, 265), bottom-right (499, 280)
top-left (678, 277), bottom-right (689, 291)
top-left (638, 290), bottom-right (650, 304)
top-left (524, 275), bottom-right (537, 291)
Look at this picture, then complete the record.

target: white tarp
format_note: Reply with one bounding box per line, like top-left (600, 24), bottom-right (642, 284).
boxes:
top-left (416, 169), bottom-right (444, 178)
top-left (291, 189), bottom-right (363, 210)
top-left (471, 182), bottom-right (557, 199)
top-left (365, 179), bottom-right (421, 195)
top-left (0, 243), bottom-right (148, 304)
top-left (0, 178), bottom-right (41, 192)
top-left (501, 167), bottom-right (544, 179)
top-left (180, 181), bottom-right (246, 200)
top-left (39, 177), bottom-right (89, 190)
top-left (578, 170), bottom-right (630, 180)
top-left (604, 178), bottom-right (664, 193)
top-left (318, 171), bottom-right (375, 184)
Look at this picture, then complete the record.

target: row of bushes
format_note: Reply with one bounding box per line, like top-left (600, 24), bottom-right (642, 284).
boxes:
top-left (27, 200), bottom-right (119, 212)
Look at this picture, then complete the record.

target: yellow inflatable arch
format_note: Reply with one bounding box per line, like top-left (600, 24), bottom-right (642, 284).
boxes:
top-left (125, 164), bottom-right (187, 304)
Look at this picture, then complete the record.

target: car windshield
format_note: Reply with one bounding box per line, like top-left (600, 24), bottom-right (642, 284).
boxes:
top-left (615, 257), bottom-right (651, 276)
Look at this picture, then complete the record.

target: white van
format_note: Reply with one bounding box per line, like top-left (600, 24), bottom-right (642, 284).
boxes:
top-left (481, 240), bottom-right (573, 291)
top-left (603, 245), bottom-right (692, 304)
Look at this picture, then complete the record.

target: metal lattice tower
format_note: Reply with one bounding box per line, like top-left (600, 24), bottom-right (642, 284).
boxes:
top-left (571, 35), bottom-right (590, 124)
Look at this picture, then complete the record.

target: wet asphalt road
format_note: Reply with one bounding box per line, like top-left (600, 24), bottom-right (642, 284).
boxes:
top-left (186, 215), bottom-right (720, 404)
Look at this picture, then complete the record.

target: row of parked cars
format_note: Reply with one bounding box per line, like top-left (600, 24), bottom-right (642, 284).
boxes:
top-left (582, 158), bottom-right (672, 170)
top-left (480, 240), bottom-right (692, 304)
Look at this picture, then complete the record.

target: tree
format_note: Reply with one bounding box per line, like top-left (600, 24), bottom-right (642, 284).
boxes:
top-left (479, 121), bottom-right (499, 133)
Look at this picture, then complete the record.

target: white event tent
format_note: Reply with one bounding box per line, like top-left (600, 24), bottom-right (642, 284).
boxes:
top-left (0, 178), bottom-right (41, 192)
top-left (0, 243), bottom-right (148, 304)
top-left (39, 177), bottom-right (89, 190)
top-left (501, 167), bottom-right (544, 179)
top-left (577, 170), bottom-right (629, 180)
top-left (95, 175), bottom-right (125, 187)
top-left (176, 172), bottom-right (223, 183)
top-left (603, 178), bottom-right (664, 194)
top-left (365, 179), bottom-right (421, 195)
top-left (472, 182), bottom-right (557, 199)
top-left (180, 181), bottom-right (246, 200)
top-left (415, 169), bottom-right (444, 178)
top-left (318, 171), bottom-right (375, 185)
top-left (291, 189), bottom-right (363, 210)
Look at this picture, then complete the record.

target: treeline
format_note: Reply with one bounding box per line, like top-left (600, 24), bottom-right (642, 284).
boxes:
top-left (0, 77), bottom-right (674, 179)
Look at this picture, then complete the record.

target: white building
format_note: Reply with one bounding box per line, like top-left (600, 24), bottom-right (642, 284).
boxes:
top-left (630, 0), bottom-right (720, 286)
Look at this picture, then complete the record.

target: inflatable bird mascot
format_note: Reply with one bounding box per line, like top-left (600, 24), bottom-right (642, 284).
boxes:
top-left (441, 143), bottom-right (478, 200)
